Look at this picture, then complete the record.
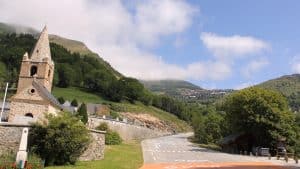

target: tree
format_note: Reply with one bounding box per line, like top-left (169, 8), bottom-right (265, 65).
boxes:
top-left (57, 64), bottom-right (74, 88)
top-left (192, 111), bottom-right (224, 144)
top-left (77, 103), bottom-right (88, 124)
top-left (71, 99), bottom-right (78, 107)
top-left (29, 112), bottom-right (90, 166)
top-left (57, 97), bottom-right (65, 104)
top-left (222, 87), bottom-right (297, 149)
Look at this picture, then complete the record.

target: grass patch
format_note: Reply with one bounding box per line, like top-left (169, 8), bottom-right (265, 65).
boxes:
top-left (46, 141), bottom-right (143, 169)
top-left (52, 87), bottom-right (104, 103)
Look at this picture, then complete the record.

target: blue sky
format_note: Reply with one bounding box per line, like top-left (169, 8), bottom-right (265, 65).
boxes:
top-left (0, 0), bottom-right (299, 89)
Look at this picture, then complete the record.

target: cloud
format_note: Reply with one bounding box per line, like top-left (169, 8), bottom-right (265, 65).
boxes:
top-left (234, 82), bottom-right (254, 90)
top-left (200, 32), bottom-right (270, 60)
top-left (291, 55), bottom-right (300, 73)
top-left (1, 0), bottom-right (229, 81)
top-left (242, 58), bottom-right (269, 78)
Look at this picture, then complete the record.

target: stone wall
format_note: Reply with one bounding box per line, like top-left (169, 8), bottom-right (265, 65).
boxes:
top-left (79, 130), bottom-right (106, 161)
top-left (0, 123), bottom-right (105, 162)
top-left (0, 123), bottom-right (29, 155)
top-left (88, 117), bottom-right (171, 141)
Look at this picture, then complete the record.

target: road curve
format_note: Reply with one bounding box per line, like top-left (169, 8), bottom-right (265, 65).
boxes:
top-left (140, 133), bottom-right (299, 169)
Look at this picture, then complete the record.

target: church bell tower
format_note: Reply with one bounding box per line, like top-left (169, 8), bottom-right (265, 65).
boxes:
top-left (17, 26), bottom-right (54, 93)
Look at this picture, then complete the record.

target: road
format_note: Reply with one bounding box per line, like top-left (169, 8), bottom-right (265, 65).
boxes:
top-left (140, 133), bottom-right (299, 169)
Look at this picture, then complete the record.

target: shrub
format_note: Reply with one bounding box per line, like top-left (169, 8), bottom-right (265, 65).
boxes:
top-left (77, 103), bottom-right (88, 124)
top-left (71, 99), bottom-right (78, 107)
top-left (57, 97), bottom-right (65, 104)
top-left (110, 111), bottom-right (119, 119)
top-left (105, 131), bottom-right (122, 145)
top-left (29, 112), bottom-right (91, 166)
top-left (96, 122), bottom-right (109, 131)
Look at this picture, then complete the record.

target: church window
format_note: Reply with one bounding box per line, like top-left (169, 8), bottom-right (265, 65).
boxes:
top-left (48, 69), bottom-right (51, 78)
top-left (30, 89), bottom-right (35, 94)
top-left (30, 66), bottom-right (38, 76)
top-left (25, 113), bottom-right (33, 118)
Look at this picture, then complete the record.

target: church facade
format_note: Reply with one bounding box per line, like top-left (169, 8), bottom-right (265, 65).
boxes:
top-left (8, 26), bottom-right (63, 123)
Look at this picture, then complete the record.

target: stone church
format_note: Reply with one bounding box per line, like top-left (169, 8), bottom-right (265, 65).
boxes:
top-left (8, 26), bottom-right (63, 123)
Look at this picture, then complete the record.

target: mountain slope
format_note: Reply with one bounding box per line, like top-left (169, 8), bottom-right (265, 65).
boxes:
top-left (0, 22), bottom-right (122, 78)
top-left (256, 74), bottom-right (300, 111)
top-left (141, 80), bottom-right (202, 92)
top-left (142, 80), bottom-right (234, 104)
top-left (256, 74), bottom-right (300, 96)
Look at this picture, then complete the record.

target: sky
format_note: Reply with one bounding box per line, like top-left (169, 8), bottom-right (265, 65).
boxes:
top-left (0, 0), bottom-right (299, 89)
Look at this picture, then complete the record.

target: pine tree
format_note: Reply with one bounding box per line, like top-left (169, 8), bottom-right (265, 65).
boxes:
top-left (77, 103), bottom-right (88, 124)
top-left (71, 99), bottom-right (78, 107)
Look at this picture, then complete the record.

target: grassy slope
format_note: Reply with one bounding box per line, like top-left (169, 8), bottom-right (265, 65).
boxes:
top-left (46, 142), bottom-right (143, 169)
top-left (52, 87), bottom-right (191, 132)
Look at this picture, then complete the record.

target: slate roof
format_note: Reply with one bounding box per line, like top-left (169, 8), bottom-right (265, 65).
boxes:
top-left (32, 80), bottom-right (64, 110)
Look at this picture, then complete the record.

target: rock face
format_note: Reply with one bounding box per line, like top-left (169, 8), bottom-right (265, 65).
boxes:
top-left (79, 130), bottom-right (105, 161)
top-left (121, 112), bottom-right (177, 133)
top-left (0, 124), bottom-right (28, 155)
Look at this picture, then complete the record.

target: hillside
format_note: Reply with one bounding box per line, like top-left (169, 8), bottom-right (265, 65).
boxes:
top-left (52, 87), bottom-right (190, 132)
top-left (142, 80), bottom-right (234, 104)
top-left (0, 23), bottom-right (190, 132)
top-left (0, 22), bottom-right (122, 78)
top-left (256, 74), bottom-right (300, 111)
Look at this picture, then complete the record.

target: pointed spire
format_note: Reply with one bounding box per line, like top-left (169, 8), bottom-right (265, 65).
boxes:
top-left (30, 26), bottom-right (51, 61)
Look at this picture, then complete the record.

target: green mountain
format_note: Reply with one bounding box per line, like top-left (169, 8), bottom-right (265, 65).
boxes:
top-left (256, 74), bottom-right (300, 111)
top-left (142, 80), bottom-right (234, 104)
top-left (0, 22), bottom-right (190, 132)
top-left (141, 80), bottom-right (202, 92)
top-left (0, 22), bottom-right (122, 78)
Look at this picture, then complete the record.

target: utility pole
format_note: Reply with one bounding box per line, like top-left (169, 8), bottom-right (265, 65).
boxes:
top-left (0, 82), bottom-right (8, 123)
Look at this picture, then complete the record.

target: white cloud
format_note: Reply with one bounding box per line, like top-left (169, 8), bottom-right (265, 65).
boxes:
top-left (291, 55), bottom-right (300, 73)
top-left (234, 82), bottom-right (254, 90)
top-left (1, 0), bottom-right (230, 81)
top-left (200, 32), bottom-right (270, 60)
top-left (135, 0), bottom-right (197, 46)
top-left (242, 58), bottom-right (269, 78)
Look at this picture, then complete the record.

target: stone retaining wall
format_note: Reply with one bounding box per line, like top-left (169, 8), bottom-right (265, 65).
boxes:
top-left (0, 123), bottom-right (29, 155)
top-left (79, 129), bottom-right (106, 161)
top-left (88, 117), bottom-right (171, 141)
top-left (0, 123), bottom-right (105, 161)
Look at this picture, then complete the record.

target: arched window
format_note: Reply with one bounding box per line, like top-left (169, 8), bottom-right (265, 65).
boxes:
top-left (25, 113), bottom-right (33, 118)
top-left (30, 66), bottom-right (38, 76)
top-left (48, 69), bottom-right (51, 78)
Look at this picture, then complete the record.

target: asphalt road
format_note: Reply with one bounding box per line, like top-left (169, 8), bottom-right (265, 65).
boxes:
top-left (141, 133), bottom-right (299, 169)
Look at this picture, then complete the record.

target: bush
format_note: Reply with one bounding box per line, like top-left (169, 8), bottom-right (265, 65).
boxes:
top-left (57, 97), bottom-right (65, 104)
top-left (77, 103), bottom-right (88, 124)
top-left (71, 99), bottom-right (78, 107)
top-left (110, 111), bottom-right (119, 119)
top-left (96, 122), bottom-right (109, 131)
top-left (29, 112), bottom-right (91, 166)
top-left (105, 131), bottom-right (122, 145)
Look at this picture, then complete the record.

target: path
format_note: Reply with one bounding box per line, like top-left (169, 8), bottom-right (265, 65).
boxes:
top-left (140, 133), bottom-right (299, 169)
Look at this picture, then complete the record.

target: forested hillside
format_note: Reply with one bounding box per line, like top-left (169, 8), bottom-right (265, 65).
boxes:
top-left (0, 32), bottom-right (198, 126)
top-left (142, 80), bottom-right (234, 104)
top-left (256, 74), bottom-right (300, 112)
